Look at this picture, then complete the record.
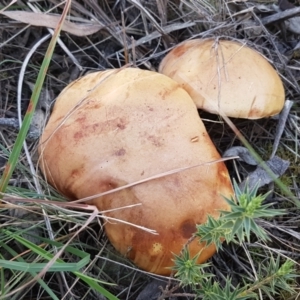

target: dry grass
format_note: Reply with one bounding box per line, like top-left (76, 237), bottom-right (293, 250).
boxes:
top-left (0, 0), bottom-right (300, 299)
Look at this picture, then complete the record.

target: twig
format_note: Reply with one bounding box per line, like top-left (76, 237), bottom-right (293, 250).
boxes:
top-left (261, 6), bottom-right (300, 25)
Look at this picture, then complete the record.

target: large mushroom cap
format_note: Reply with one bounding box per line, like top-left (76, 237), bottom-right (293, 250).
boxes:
top-left (39, 68), bottom-right (233, 275)
top-left (159, 39), bottom-right (285, 119)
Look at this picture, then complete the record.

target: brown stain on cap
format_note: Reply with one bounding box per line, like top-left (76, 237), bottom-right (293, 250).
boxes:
top-left (180, 219), bottom-right (197, 239)
top-left (171, 42), bottom-right (190, 58)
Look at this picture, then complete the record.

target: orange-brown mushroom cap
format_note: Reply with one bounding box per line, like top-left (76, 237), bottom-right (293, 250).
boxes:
top-left (38, 68), bottom-right (233, 275)
top-left (159, 39), bottom-right (285, 119)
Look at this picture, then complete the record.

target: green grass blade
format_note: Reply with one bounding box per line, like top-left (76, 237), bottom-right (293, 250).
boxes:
top-left (0, 260), bottom-right (85, 273)
top-left (0, 241), bottom-right (59, 300)
top-left (1, 230), bottom-right (90, 272)
top-left (75, 272), bottom-right (119, 300)
top-left (0, 0), bottom-right (72, 194)
top-left (220, 111), bottom-right (300, 207)
top-left (1, 229), bottom-right (117, 299)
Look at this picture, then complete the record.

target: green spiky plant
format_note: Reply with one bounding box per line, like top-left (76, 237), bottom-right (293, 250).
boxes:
top-left (172, 181), bottom-right (299, 299)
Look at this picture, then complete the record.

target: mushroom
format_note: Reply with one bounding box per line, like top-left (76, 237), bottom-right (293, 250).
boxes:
top-left (159, 39), bottom-right (285, 119)
top-left (38, 68), bottom-right (233, 275)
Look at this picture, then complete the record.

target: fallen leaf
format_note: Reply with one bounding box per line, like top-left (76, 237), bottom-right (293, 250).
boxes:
top-left (239, 156), bottom-right (290, 190)
top-left (1, 11), bottom-right (104, 36)
top-left (223, 146), bottom-right (257, 165)
top-left (223, 146), bottom-right (290, 190)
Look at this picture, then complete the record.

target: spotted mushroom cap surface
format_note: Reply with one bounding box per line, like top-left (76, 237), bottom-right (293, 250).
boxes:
top-left (39, 68), bottom-right (233, 275)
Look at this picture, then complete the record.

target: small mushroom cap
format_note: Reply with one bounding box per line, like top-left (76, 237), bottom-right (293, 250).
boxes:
top-left (159, 39), bottom-right (285, 119)
top-left (39, 68), bottom-right (233, 275)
